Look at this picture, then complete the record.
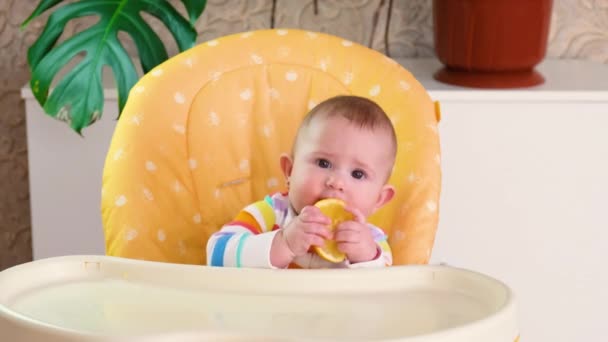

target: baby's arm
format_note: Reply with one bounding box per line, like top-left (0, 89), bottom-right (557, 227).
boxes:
top-left (206, 201), bottom-right (279, 268)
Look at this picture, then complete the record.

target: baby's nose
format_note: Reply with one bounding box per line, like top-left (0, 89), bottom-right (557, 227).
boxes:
top-left (326, 175), bottom-right (344, 191)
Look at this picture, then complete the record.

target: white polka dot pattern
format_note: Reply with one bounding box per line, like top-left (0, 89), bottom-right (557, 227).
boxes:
top-left (174, 92), bottom-right (186, 104)
top-left (145, 161), bottom-right (157, 172)
top-left (157, 229), bottom-right (166, 242)
top-left (115, 195), bottom-right (127, 207)
top-left (285, 71), bottom-right (298, 82)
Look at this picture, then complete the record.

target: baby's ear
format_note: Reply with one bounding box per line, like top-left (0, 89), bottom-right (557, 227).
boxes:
top-left (280, 153), bottom-right (294, 179)
top-left (374, 184), bottom-right (395, 211)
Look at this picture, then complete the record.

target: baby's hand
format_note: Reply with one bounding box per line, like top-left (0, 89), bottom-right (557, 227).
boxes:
top-left (335, 207), bottom-right (379, 263)
top-left (282, 206), bottom-right (332, 256)
top-left (271, 206), bottom-right (332, 267)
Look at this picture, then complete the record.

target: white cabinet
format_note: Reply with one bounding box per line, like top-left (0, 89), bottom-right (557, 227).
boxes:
top-left (401, 59), bottom-right (608, 342)
top-left (22, 83), bottom-right (117, 258)
top-left (23, 59), bottom-right (608, 342)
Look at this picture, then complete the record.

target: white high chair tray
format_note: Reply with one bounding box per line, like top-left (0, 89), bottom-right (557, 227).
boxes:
top-left (0, 256), bottom-right (518, 342)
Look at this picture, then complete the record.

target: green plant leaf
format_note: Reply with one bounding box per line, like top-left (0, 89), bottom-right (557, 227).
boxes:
top-left (21, 0), bottom-right (63, 29)
top-left (23, 0), bottom-right (205, 134)
top-left (180, 0), bottom-right (207, 26)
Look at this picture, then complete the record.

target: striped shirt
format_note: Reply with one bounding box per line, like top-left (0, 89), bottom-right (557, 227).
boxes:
top-left (206, 192), bottom-right (392, 268)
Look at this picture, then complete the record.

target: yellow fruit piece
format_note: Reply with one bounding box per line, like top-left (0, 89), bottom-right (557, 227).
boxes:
top-left (313, 198), bottom-right (354, 263)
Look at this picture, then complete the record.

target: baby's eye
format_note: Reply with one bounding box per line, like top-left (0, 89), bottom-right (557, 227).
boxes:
top-left (317, 158), bottom-right (331, 169)
top-left (351, 169), bottom-right (366, 180)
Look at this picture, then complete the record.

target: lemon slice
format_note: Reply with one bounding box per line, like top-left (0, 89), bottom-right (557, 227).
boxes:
top-left (313, 198), bottom-right (354, 263)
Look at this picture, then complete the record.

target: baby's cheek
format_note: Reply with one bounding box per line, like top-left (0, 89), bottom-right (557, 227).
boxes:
top-left (360, 194), bottom-right (379, 216)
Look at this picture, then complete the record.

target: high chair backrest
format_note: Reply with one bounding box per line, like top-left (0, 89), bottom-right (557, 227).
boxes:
top-left (101, 29), bottom-right (441, 265)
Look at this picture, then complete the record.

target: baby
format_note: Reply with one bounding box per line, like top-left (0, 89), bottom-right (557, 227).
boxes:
top-left (207, 95), bottom-right (397, 268)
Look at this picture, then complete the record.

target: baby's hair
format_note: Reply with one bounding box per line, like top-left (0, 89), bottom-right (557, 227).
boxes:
top-left (295, 95), bottom-right (397, 159)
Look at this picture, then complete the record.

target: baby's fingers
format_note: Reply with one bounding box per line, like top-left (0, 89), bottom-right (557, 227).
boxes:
top-left (344, 205), bottom-right (365, 223)
top-left (302, 223), bottom-right (332, 239)
top-left (336, 241), bottom-right (359, 255)
top-left (307, 234), bottom-right (326, 247)
top-left (294, 230), bottom-right (325, 248)
top-left (334, 228), bottom-right (359, 243)
top-left (336, 220), bottom-right (366, 234)
top-left (299, 206), bottom-right (331, 225)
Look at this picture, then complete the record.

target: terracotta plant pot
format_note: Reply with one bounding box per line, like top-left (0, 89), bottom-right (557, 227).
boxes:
top-left (433, 0), bottom-right (553, 88)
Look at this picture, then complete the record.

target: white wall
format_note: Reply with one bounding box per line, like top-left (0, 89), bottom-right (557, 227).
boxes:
top-left (430, 100), bottom-right (608, 342)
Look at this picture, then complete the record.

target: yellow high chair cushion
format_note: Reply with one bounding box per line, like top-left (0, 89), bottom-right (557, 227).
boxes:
top-left (101, 29), bottom-right (441, 265)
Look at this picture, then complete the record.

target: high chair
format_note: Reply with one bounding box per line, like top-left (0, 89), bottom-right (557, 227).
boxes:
top-left (101, 29), bottom-right (442, 265)
top-left (0, 30), bottom-right (519, 342)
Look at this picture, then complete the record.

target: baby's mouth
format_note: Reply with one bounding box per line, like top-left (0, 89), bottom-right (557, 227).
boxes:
top-left (317, 195), bottom-right (345, 203)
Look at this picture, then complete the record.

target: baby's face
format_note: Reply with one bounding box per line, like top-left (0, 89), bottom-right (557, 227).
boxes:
top-left (286, 116), bottom-right (394, 217)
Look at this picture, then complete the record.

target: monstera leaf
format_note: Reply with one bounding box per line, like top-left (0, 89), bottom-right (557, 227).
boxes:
top-left (21, 0), bottom-right (207, 134)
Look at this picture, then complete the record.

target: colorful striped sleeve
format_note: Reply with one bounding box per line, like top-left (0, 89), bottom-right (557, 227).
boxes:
top-left (206, 198), bottom-right (279, 268)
